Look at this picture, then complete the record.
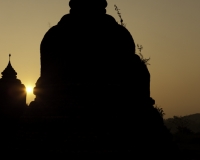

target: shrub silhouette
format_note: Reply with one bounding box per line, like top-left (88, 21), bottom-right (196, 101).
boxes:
top-left (154, 104), bottom-right (166, 118)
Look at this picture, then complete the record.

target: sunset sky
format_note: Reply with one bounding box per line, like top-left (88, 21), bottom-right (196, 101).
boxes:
top-left (0, 0), bottom-right (200, 118)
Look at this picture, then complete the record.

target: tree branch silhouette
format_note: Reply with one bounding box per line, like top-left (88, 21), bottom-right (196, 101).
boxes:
top-left (114, 5), bottom-right (150, 65)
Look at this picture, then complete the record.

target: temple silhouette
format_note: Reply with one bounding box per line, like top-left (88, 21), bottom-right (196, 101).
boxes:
top-left (30, 0), bottom-right (153, 113)
top-left (0, 0), bottom-right (180, 158)
top-left (0, 54), bottom-right (26, 117)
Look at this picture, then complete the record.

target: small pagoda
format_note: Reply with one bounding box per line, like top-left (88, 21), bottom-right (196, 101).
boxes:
top-left (0, 54), bottom-right (26, 117)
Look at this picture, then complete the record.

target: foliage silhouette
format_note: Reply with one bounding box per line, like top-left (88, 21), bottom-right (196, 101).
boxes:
top-left (154, 104), bottom-right (165, 118)
top-left (136, 44), bottom-right (151, 65)
top-left (114, 5), bottom-right (150, 65)
top-left (169, 116), bottom-right (193, 134)
top-left (114, 5), bottom-right (126, 27)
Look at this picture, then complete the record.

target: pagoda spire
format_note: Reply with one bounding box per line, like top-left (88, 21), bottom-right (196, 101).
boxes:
top-left (1, 54), bottom-right (17, 79)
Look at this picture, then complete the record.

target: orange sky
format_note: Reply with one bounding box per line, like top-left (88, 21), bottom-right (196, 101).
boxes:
top-left (0, 0), bottom-right (200, 118)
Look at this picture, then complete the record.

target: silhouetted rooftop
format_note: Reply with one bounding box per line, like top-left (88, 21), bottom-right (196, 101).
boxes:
top-left (1, 54), bottom-right (17, 79)
top-left (69, 0), bottom-right (107, 14)
top-left (69, 0), bottom-right (107, 8)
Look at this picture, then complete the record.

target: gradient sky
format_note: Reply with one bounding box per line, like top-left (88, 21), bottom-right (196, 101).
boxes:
top-left (0, 0), bottom-right (200, 118)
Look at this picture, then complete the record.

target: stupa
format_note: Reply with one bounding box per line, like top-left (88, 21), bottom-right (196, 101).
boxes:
top-left (20, 1), bottom-right (178, 157)
top-left (31, 0), bottom-right (153, 111)
top-left (0, 54), bottom-right (26, 117)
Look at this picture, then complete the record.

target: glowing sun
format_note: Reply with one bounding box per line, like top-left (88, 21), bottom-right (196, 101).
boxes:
top-left (26, 86), bottom-right (33, 94)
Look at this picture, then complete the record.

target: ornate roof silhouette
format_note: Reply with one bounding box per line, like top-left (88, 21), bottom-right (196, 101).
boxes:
top-left (1, 54), bottom-right (17, 79)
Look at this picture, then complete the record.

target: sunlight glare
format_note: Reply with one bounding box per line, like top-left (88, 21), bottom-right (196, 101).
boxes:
top-left (26, 86), bottom-right (33, 94)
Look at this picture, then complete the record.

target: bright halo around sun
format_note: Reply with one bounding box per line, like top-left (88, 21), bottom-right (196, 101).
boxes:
top-left (26, 86), bottom-right (33, 94)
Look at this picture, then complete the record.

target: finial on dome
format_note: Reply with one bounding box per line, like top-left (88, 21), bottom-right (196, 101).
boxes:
top-left (69, 0), bottom-right (107, 14)
top-left (9, 54), bottom-right (11, 61)
top-left (1, 54), bottom-right (17, 79)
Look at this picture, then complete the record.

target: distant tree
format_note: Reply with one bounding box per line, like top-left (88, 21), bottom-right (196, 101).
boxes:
top-left (170, 116), bottom-right (193, 134)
